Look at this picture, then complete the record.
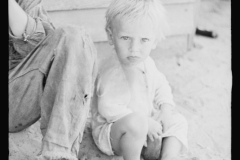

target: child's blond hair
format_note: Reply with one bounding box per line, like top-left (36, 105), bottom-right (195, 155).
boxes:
top-left (105, 0), bottom-right (169, 41)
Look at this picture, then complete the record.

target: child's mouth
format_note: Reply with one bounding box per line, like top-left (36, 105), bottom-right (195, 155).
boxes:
top-left (127, 56), bottom-right (140, 61)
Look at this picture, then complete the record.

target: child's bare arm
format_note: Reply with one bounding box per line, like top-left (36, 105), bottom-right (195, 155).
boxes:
top-left (154, 103), bottom-right (175, 132)
top-left (160, 103), bottom-right (174, 114)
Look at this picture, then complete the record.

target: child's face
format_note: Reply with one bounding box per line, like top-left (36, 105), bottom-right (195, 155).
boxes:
top-left (107, 16), bottom-right (158, 67)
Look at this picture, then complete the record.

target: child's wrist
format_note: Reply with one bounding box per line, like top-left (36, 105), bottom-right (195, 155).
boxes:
top-left (160, 103), bottom-right (173, 113)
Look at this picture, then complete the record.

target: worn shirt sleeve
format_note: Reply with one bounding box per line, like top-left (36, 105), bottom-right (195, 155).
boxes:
top-left (9, 0), bottom-right (55, 56)
top-left (150, 59), bottom-right (175, 109)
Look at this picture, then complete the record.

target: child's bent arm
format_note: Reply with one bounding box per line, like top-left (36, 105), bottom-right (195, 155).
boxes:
top-left (160, 103), bottom-right (174, 113)
top-left (154, 103), bottom-right (177, 133)
top-left (154, 103), bottom-right (174, 121)
top-left (154, 71), bottom-right (175, 109)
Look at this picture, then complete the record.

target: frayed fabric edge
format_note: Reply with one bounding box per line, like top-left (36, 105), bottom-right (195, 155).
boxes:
top-left (36, 152), bottom-right (78, 160)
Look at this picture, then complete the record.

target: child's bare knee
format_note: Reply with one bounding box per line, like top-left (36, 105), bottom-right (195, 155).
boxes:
top-left (124, 113), bottom-right (148, 137)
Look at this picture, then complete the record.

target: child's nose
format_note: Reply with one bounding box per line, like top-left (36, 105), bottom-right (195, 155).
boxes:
top-left (129, 40), bottom-right (140, 53)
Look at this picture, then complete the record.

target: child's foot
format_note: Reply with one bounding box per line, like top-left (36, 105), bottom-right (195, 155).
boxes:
top-left (141, 138), bottom-right (162, 160)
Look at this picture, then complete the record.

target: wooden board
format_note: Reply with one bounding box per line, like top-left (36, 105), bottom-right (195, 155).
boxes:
top-left (48, 9), bottom-right (106, 42)
top-left (47, 3), bottom-right (196, 42)
top-left (42, 0), bottom-right (196, 11)
top-left (42, 0), bottom-right (110, 11)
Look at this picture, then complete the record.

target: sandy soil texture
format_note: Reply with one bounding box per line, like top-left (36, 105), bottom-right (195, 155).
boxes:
top-left (151, 1), bottom-right (231, 159)
top-left (9, 0), bottom-right (231, 160)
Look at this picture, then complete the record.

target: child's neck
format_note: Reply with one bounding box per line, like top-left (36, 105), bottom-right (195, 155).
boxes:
top-left (121, 62), bottom-right (144, 71)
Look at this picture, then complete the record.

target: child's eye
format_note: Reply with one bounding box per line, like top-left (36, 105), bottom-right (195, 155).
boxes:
top-left (121, 36), bottom-right (129, 40)
top-left (142, 38), bottom-right (149, 42)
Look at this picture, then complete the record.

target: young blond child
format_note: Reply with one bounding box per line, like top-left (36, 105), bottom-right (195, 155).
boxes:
top-left (91, 0), bottom-right (188, 160)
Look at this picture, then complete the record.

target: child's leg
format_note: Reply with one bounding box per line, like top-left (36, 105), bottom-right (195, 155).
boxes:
top-left (147, 111), bottom-right (188, 160)
top-left (110, 113), bottom-right (148, 160)
top-left (160, 136), bottom-right (182, 160)
top-left (141, 136), bottom-right (162, 159)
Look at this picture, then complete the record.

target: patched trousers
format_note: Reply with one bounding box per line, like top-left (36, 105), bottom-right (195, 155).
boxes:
top-left (9, 25), bottom-right (98, 160)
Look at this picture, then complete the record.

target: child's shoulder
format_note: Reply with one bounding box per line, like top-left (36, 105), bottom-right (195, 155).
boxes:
top-left (98, 53), bottom-right (125, 82)
top-left (144, 56), bottom-right (166, 79)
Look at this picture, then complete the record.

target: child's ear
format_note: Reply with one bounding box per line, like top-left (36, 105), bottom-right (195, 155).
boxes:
top-left (106, 27), bottom-right (114, 45)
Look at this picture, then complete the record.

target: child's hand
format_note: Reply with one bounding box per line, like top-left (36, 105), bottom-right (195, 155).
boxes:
top-left (153, 103), bottom-right (176, 132)
top-left (147, 118), bottom-right (163, 141)
top-left (155, 109), bottom-right (177, 132)
top-left (158, 112), bottom-right (173, 132)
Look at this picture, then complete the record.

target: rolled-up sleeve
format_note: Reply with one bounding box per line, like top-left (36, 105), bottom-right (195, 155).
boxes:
top-left (154, 71), bottom-right (175, 108)
top-left (9, 0), bottom-right (54, 56)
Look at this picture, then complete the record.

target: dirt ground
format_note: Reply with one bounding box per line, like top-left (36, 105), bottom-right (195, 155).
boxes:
top-left (154, 1), bottom-right (231, 159)
top-left (9, 0), bottom-right (231, 160)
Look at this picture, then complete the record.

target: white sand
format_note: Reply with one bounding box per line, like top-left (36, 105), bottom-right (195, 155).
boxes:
top-left (9, 0), bottom-right (231, 160)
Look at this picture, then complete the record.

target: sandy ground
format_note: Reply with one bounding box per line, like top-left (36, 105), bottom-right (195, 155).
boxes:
top-left (153, 1), bottom-right (231, 159)
top-left (9, 0), bottom-right (231, 160)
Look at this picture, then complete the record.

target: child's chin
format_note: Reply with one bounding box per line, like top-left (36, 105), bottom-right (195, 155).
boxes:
top-left (128, 58), bottom-right (143, 64)
top-left (120, 59), bottom-right (143, 67)
top-left (128, 62), bottom-right (142, 67)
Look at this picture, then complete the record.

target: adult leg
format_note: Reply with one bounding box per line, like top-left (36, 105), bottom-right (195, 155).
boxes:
top-left (110, 113), bottom-right (148, 160)
top-left (9, 69), bottom-right (42, 132)
top-left (38, 25), bottom-right (97, 160)
top-left (9, 25), bottom-right (98, 160)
